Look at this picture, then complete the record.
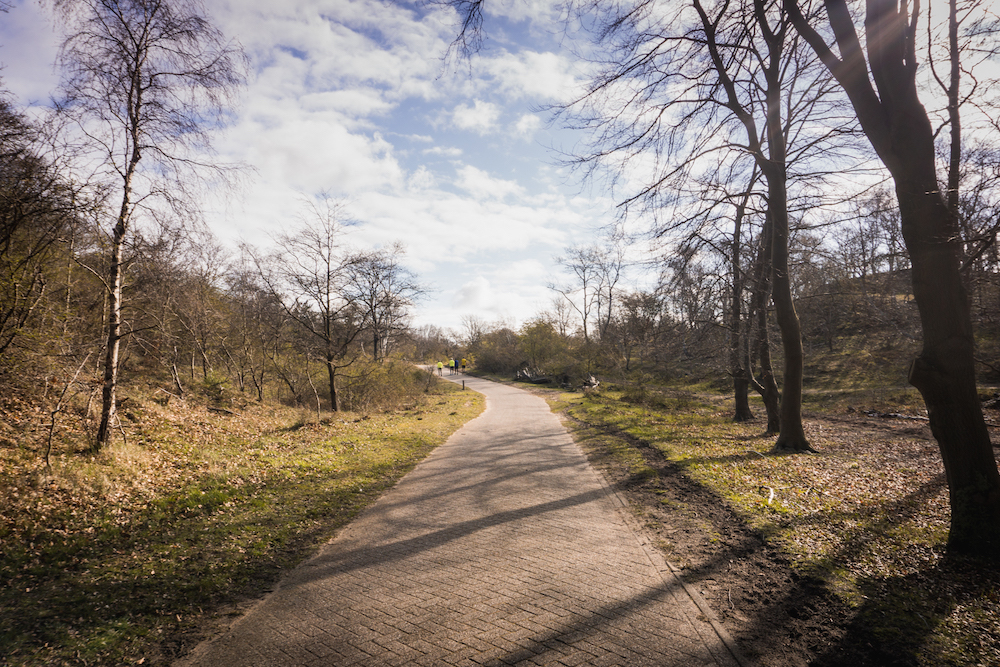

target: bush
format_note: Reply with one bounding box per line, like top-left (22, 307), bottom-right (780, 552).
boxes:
top-left (338, 360), bottom-right (437, 412)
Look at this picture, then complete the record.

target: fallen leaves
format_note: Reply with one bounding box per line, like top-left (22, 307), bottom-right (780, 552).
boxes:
top-left (564, 386), bottom-right (999, 666)
top-left (1, 381), bottom-right (485, 666)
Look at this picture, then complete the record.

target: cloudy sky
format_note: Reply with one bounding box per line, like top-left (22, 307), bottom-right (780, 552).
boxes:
top-left (0, 0), bottom-right (625, 332)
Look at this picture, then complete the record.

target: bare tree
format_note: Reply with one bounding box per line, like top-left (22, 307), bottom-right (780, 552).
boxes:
top-left (609, 290), bottom-right (665, 372)
top-left (254, 196), bottom-right (364, 412)
top-left (593, 232), bottom-right (627, 340)
top-left (53, 0), bottom-right (247, 447)
top-left (348, 242), bottom-right (424, 361)
top-left (550, 244), bottom-right (603, 344)
top-left (461, 314), bottom-right (487, 348)
top-left (558, 0), bottom-right (852, 449)
top-left (786, 0), bottom-right (1000, 555)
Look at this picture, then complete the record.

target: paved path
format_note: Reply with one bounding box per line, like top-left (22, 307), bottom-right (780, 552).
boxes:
top-left (179, 375), bottom-right (745, 667)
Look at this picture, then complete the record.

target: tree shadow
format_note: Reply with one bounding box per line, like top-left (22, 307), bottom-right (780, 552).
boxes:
top-left (812, 552), bottom-right (1000, 666)
top-left (582, 413), bottom-right (999, 665)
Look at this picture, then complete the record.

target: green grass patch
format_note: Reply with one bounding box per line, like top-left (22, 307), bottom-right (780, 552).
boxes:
top-left (548, 380), bottom-right (999, 666)
top-left (1, 380), bottom-right (484, 666)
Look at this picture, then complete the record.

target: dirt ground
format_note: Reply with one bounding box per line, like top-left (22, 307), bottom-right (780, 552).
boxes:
top-left (568, 407), bottom-right (989, 667)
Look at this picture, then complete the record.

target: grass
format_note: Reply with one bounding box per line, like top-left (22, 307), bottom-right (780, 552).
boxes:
top-left (546, 382), bottom-right (999, 666)
top-left (0, 379), bottom-right (484, 666)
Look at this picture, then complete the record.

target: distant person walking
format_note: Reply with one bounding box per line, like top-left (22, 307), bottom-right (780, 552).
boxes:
top-left (461, 358), bottom-right (467, 373)
top-left (448, 359), bottom-right (456, 375)
top-left (437, 361), bottom-right (443, 376)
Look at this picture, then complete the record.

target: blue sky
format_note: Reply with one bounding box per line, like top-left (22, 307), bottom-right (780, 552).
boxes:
top-left (0, 0), bottom-right (623, 333)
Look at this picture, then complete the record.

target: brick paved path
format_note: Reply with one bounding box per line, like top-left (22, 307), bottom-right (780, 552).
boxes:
top-left (179, 375), bottom-right (745, 667)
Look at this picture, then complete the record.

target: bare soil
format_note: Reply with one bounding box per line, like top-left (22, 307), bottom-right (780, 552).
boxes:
top-left (568, 407), bottom-right (1000, 667)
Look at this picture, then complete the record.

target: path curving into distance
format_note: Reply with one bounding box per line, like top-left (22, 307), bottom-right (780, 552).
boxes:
top-left (178, 373), bottom-right (746, 667)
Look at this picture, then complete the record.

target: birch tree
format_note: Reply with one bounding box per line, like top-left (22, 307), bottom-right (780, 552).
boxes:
top-left (53, 0), bottom-right (246, 447)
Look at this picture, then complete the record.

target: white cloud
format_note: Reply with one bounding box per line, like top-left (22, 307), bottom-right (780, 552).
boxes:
top-left (484, 50), bottom-right (582, 102)
top-left (424, 146), bottom-right (463, 157)
top-left (299, 89), bottom-right (393, 118)
top-left (408, 166), bottom-right (437, 190)
top-left (452, 100), bottom-right (501, 134)
top-left (455, 276), bottom-right (496, 309)
top-left (481, 0), bottom-right (564, 28)
top-left (514, 113), bottom-right (543, 139)
top-left (456, 165), bottom-right (524, 200)
top-left (0, 1), bottom-right (61, 108)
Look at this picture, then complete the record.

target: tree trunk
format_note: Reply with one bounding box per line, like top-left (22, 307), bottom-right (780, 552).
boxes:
top-left (769, 200), bottom-right (811, 451)
top-left (762, 33), bottom-right (811, 453)
top-left (733, 373), bottom-right (752, 421)
top-left (897, 164), bottom-right (1000, 554)
top-left (868, 0), bottom-right (999, 556)
top-left (731, 174), bottom-right (755, 422)
top-left (786, 0), bottom-right (1000, 553)
top-left (96, 160), bottom-right (136, 447)
top-left (750, 223), bottom-right (781, 434)
top-left (753, 291), bottom-right (781, 434)
top-left (326, 355), bottom-right (340, 412)
top-left (95, 224), bottom-right (124, 447)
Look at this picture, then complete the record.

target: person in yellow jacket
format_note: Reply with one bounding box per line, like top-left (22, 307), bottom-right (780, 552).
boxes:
top-left (461, 358), bottom-right (467, 373)
top-left (436, 361), bottom-right (443, 376)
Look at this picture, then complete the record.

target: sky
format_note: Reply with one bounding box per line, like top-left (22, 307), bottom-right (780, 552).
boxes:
top-left (0, 0), bottom-right (625, 334)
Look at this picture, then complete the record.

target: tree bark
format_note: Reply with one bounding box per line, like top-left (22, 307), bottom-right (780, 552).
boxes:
top-left (750, 218), bottom-right (781, 434)
top-left (95, 224), bottom-right (124, 447)
top-left (766, 163), bottom-right (811, 451)
top-left (731, 173), bottom-right (756, 422)
top-left (326, 354), bottom-right (340, 412)
top-left (898, 161), bottom-right (1000, 554)
top-left (787, 0), bottom-right (1000, 554)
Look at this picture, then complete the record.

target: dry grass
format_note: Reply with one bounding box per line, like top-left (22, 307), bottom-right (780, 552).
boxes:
top-left (0, 377), bottom-right (484, 666)
top-left (552, 384), bottom-right (1000, 666)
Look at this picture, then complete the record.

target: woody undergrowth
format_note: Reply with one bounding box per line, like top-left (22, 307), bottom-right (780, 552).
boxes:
top-left (545, 380), bottom-right (1000, 667)
top-left (0, 372), bottom-right (483, 666)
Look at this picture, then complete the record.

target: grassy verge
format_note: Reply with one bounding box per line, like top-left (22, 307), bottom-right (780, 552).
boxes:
top-left (546, 383), bottom-right (999, 666)
top-left (1, 379), bottom-right (484, 666)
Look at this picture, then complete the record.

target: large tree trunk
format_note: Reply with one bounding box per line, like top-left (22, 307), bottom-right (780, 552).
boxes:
top-left (866, 0), bottom-right (999, 557)
top-left (769, 200), bottom-right (810, 451)
top-left (787, 0), bottom-right (1000, 554)
top-left (897, 162), bottom-right (1000, 554)
top-left (762, 34), bottom-right (811, 453)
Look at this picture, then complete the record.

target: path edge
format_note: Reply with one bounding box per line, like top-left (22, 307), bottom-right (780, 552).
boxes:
top-left (564, 416), bottom-right (757, 667)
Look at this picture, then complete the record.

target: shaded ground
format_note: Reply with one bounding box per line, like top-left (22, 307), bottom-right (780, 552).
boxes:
top-left (557, 401), bottom-right (1000, 667)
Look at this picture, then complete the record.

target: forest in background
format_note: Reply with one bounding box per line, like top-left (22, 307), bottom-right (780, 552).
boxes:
top-left (5, 0), bottom-right (1000, 573)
